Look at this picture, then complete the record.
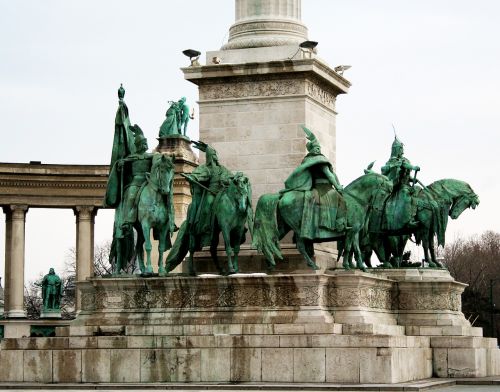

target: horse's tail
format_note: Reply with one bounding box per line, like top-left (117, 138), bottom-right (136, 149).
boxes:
top-left (252, 193), bottom-right (283, 266)
top-left (165, 221), bottom-right (190, 272)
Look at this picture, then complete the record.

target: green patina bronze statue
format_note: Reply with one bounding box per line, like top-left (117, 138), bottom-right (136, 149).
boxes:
top-left (253, 125), bottom-right (393, 271)
top-left (340, 136), bottom-right (480, 269)
top-left (105, 85), bottom-right (176, 276)
top-left (42, 268), bottom-right (63, 311)
top-left (381, 136), bottom-right (420, 231)
top-left (159, 97), bottom-right (192, 138)
top-left (166, 141), bottom-right (253, 275)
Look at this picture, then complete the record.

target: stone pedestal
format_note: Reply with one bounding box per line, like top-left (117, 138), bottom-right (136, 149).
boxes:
top-left (40, 310), bottom-right (62, 319)
top-left (183, 60), bottom-right (349, 272)
top-left (0, 269), bottom-right (499, 384)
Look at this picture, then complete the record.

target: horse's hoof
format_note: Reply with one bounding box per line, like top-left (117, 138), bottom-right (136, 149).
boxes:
top-left (382, 262), bottom-right (393, 269)
top-left (158, 271), bottom-right (167, 277)
top-left (306, 262), bottom-right (320, 270)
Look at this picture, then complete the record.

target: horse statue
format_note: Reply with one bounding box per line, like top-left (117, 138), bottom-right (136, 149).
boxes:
top-left (252, 172), bottom-right (393, 271)
top-left (134, 154), bottom-right (176, 275)
top-left (360, 178), bottom-right (479, 268)
top-left (166, 171), bottom-right (253, 275)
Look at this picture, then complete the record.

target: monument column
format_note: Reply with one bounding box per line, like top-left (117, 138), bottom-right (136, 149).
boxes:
top-left (6, 205), bottom-right (28, 318)
top-left (183, 0), bottom-right (350, 271)
top-left (74, 206), bottom-right (96, 311)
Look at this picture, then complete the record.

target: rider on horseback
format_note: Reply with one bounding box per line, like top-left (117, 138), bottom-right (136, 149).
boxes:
top-left (184, 141), bottom-right (233, 247)
top-left (116, 125), bottom-right (154, 233)
top-left (381, 136), bottom-right (420, 231)
top-left (281, 126), bottom-right (347, 239)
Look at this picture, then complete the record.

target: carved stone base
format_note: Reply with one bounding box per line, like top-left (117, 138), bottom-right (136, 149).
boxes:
top-left (0, 270), bottom-right (498, 384)
top-left (40, 310), bottom-right (62, 319)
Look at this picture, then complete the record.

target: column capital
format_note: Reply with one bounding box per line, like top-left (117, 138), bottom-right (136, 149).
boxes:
top-left (73, 206), bottom-right (97, 221)
top-left (9, 205), bottom-right (28, 220)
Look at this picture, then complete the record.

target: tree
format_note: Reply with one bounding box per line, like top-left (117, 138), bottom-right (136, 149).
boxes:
top-left (443, 231), bottom-right (500, 339)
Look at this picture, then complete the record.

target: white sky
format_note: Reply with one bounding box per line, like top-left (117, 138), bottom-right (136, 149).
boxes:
top-left (1, 0), bottom-right (499, 281)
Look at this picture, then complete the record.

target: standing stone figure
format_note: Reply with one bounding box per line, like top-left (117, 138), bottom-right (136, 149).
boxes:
top-left (42, 268), bottom-right (63, 311)
top-left (178, 97), bottom-right (192, 137)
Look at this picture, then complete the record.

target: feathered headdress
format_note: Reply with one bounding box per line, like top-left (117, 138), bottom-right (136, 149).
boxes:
top-left (301, 125), bottom-right (321, 153)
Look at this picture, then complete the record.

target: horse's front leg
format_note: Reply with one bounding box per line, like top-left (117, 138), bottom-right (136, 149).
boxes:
top-left (221, 227), bottom-right (235, 275)
top-left (342, 231), bottom-right (354, 270)
top-left (297, 237), bottom-right (319, 270)
top-left (210, 231), bottom-right (224, 275)
top-left (352, 230), bottom-right (368, 272)
top-left (141, 225), bottom-right (154, 275)
top-left (135, 230), bottom-right (146, 274)
top-left (157, 225), bottom-right (168, 277)
top-left (422, 234), bottom-right (436, 268)
top-left (231, 226), bottom-right (246, 274)
top-left (429, 241), bottom-right (442, 268)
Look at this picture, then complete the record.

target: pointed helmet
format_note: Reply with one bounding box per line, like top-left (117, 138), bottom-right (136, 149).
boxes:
top-left (391, 135), bottom-right (404, 157)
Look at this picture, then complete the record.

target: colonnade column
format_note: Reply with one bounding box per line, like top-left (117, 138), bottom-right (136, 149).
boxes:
top-left (4, 205), bottom-right (28, 318)
top-left (74, 206), bottom-right (96, 312)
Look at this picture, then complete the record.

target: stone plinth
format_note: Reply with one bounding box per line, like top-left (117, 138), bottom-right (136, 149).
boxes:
top-left (76, 274), bottom-right (335, 326)
top-left (40, 310), bottom-right (62, 319)
top-left (1, 269), bottom-right (499, 383)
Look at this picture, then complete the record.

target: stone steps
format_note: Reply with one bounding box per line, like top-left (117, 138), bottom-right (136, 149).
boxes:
top-left (1, 333), bottom-right (432, 351)
top-left (55, 323), bottom-right (344, 338)
top-left (0, 336), bottom-right (434, 383)
top-left (406, 325), bottom-right (483, 337)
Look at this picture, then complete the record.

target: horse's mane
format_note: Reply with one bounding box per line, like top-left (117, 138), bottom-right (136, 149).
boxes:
top-left (345, 171), bottom-right (385, 190)
top-left (151, 153), bottom-right (174, 171)
top-left (426, 179), bottom-right (474, 199)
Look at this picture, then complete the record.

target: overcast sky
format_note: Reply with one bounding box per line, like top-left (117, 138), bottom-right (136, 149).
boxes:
top-left (1, 0), bottom-right (499, 281)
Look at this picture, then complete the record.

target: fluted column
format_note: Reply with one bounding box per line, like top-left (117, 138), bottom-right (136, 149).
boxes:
top-left (5, 205), bottom-right (28, 318)
top-left (223, 0), bottom-right (308, 50)
top-left (74, 206), bottom-right (96, 312)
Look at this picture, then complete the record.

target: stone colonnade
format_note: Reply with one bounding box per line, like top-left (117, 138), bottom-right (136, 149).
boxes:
top-left (2, 204), bottom-right (97, 318)
top-left (0, 162), bottom-right (110, 318)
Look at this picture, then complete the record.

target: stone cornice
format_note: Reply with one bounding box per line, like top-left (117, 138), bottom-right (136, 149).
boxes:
top-left (183, 58), bottom-right (351, 95)
top-left (0, 163), bottom-right (109, 208)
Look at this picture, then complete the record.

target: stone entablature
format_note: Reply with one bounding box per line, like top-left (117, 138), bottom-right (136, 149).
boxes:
top-left (0, 163), bottom-right (109, 207)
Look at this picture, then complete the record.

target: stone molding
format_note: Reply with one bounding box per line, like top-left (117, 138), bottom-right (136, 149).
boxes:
top-left (228, 20), bottom-right (307, 37)
top-left (0, 180), bottom-right (106, 189)
top-left (199, 77), bottom-right (337, 110)
top-left (74, 206), bottom-right (97, 222)
top-left (81, 275), bottom-right (327, 312)
top-left (79, 272), bottom-right (463, 319)
top-left (200, 78), bottom-right (301, 101)
top-left (9, 205), bottom-right (28, 220)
